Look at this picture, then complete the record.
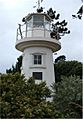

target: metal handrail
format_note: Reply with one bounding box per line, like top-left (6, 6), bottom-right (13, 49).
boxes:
top-left (16, 21), bottom-right (51, 40)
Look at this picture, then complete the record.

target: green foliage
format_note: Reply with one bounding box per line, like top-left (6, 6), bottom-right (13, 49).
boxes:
top-left (55, 55), bottom-right (66, 63)
top-left (52, 76), bottom-right (82, 118)
top-left (72, 5), bottom-right (83, 20)
top-left (6, 55), bottom-right (22, 74)
top-left (4, 55), bottom-right (82, 118)
top-left (54, 60), bottom-right (82, 82)
top-left (6, 55), bottom-right (82, 84)
top-left (0, 73), bottom-right (61, 118)
top-left (47, 8), bottom-right (70, 40)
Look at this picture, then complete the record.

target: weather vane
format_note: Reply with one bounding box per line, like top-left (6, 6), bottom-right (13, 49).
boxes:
top-left (33, 0), bottom-right (44, 12)
top-left (38, 0), bottom-right (43, 9)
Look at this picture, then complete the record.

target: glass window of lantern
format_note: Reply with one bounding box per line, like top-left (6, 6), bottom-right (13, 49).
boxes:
top-left (45, 17), bottom-right (50, 30)
top-left (27, 16), bottom-right (32, 37)
top-left (27, 16), bottom-right (32, 30)
top-left (33, 15), bottom-right (44, 27)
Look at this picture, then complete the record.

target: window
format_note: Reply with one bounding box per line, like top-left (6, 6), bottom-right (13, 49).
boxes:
top-left (33, 72), bottom-right (42, 80)
top-left (34, 54), bottom-right (42, 65)
top-left (33, 15), bottom-right (44, 27)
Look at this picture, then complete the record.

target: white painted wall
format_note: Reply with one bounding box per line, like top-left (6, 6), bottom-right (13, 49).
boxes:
top-left (32, 28), bottom-right (50, 38)
top-left (22, 47), bottom-right (55, 88)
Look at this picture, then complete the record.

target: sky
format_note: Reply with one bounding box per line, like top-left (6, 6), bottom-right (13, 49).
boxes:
top-left (0, 0), bottom-right (82, 73)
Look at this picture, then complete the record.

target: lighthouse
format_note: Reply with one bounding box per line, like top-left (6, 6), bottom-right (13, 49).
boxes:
top-left (15, 1), bottom-right (61, 88)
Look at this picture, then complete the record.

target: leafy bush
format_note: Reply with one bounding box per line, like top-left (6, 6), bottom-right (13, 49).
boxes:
top-left (54, 60), bottom-right (82, 82)
top-left (52, 76), bottom-right (82, 118)
top-left (0, 73), bottom-right (61, 118)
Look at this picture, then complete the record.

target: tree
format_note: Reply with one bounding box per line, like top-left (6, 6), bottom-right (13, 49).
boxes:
top-left (0, 73), bottom-right (61, 118)
top-left (6, 55), bottom-right (22, 74)
top-left (55, 55), bottom-right (66, 63)
top-left (6, 55), bottom-right (82, 83)
top-left (72, 5), bottom-right (83, 20)
top-left (52, 76), bottom-right (82, 118)
top-left (22, 7), bottom-right (70, 40)
top-left (54, 60), bottom-right (82, 82)
top-left (47, 8), bottom-right (70, 40)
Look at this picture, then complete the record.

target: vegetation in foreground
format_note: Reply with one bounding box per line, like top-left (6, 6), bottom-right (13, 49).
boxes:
top-left (1, 55), bottom-right (82, 118)
top-left (0, 73), bottom-right (82, 118)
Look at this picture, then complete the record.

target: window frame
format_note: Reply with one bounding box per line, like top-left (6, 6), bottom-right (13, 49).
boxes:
top-left (33, 15), bottom-right (44, 27)
top-left (33, 54), bottom-right (42, 65)
top-left (33, 72), bottom-right (42, 80)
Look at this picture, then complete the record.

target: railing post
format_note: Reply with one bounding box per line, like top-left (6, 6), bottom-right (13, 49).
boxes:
top-left (26, 22), bottom-right (27, 37)
top-left (16, 29), bottom-right (18, 40)
top-left (44, 22), bottom-right (45, 37)
top-left (18, 24), bottom-right (23, 39)
top-left (49, 23), bottom-right (50, 31)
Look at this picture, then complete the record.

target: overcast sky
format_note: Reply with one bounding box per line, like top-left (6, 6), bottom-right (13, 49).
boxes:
top-left (0, 0), bottom-right (82, 73)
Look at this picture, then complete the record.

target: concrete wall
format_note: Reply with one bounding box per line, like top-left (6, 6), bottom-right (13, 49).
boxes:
top-left (22, 47), bottom-right (55, 88)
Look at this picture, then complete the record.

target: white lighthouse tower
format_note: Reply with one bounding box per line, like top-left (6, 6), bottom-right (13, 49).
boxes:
top-left (15, 1), bottom-right (61, 87)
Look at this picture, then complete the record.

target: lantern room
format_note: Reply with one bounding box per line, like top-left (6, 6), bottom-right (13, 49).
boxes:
top-left (16, 13), bottom-right (53, 41)
top-left (22, 13), bottom-right (52, 29)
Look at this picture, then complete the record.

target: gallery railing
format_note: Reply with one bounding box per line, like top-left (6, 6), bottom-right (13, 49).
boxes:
top-left (16, 21), bottom-right (51, 40)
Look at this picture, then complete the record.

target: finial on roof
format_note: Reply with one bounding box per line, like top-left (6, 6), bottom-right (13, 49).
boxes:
top-left (37, 0), bottom-right (44, 13)
top-left (33, 0), bottom-right (44, 13)
top-left (38, 0), bottom-right (43, 9)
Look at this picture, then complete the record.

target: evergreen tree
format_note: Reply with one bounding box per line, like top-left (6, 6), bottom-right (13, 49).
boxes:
top-left (54, 60), bottom-right (82, 82)
top-left (72, 5), bottom-right (83, 20)
top-left (47, 8), bottom-right (70, 40)
top-left (0, 73), bottom-right (61, 118)
top-left (6, 55), bottom-right (22, 74)
top-left (55, 55), bottom-right (66, 63)
top-left (52, 76), bottom-right (82, 118)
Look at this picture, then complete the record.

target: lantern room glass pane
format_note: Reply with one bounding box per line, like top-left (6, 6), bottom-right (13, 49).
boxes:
top-left (33, 15), bottom-right (44, 27)
top-left (45, 16), bottom-right (50, 30)
top-left (27, 17), bottom-right (32, 37)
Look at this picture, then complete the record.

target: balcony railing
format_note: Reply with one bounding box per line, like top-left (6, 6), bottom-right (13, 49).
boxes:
top-left (16, 21), bottom-right (51, 41)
